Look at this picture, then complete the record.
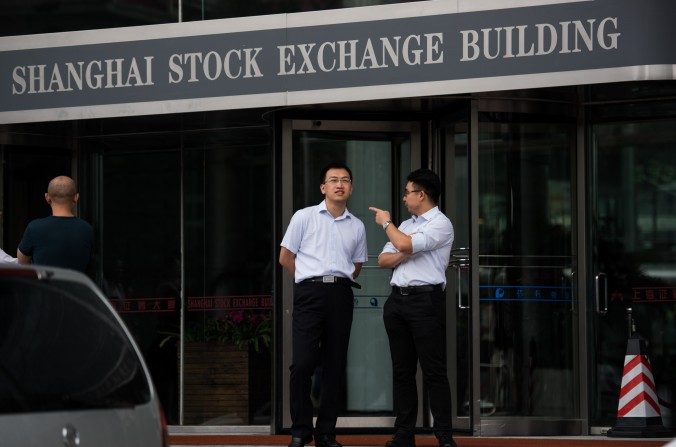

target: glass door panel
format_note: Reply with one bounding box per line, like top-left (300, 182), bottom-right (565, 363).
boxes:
top-left (590, 119), bottom-right (676, 431)
top-left (441, 119), bottom-right (472, 432)
top-left (4, 146), bottom-right (72, 253)
top-left (280, 120), bottom-right (419, 429)
top-left (182, 128), bottom-right (273, 426)
top-left (97, 143), bottom-right (181, 424)
top-left (477, 111), bottom-right (579, 433)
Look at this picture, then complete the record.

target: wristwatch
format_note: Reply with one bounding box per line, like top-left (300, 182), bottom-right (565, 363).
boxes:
top-left (382, 220), bottom-right (392, 230)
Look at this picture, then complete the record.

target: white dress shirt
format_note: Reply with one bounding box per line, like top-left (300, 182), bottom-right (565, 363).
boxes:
top-left (281, 200), bottom-right (368, 283)
top-left (0, 248), bottom-right (17, 264)
top-left (381, 206), bottom-right (453, 287)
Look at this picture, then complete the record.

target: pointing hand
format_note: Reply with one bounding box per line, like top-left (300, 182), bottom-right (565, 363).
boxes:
top-left (368, 207), bottom-right (391, 226)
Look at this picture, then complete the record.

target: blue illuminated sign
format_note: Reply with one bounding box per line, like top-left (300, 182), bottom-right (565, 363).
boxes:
top-left (480, 285), bottom-right (572, 302)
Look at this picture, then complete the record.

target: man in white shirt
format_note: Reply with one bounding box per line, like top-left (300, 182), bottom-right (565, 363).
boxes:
top-left (280, 162), bottom-right (368, 447)
top-left (0, 248), bottom-right (17, 264)
top-left (369, 168), bottom-right (457, 447)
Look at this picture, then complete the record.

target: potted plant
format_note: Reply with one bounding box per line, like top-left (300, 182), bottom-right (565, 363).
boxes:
top-left (183, 310), bottom-right (272, 425)
top-left (203, 310), bottom-right (272, 352)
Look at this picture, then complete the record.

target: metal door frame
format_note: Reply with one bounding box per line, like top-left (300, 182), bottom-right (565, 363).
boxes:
top-left (278, 119), bottom-right (421, 431)
top-left (438, 96), bottom-right (588, 436)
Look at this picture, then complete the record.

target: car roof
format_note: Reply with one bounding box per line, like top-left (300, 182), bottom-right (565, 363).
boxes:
top-left (0, 264), bottom-right (97, 287)
top-left (0, 263), bottom-right (158, 403)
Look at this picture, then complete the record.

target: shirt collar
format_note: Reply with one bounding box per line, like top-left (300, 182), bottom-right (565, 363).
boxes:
top-left (411, 206), bottom-right (440, 223)
top-left (318, 200), bottom-right (352, 220)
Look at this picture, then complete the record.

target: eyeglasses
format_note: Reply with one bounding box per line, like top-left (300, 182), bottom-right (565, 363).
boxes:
top-left (403, 189), bottom-right (422, 196)
top-left (325, 177), bottom-right (352, 185)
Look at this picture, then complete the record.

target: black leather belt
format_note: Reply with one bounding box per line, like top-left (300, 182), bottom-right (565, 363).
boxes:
top-left (301, 275), bottom-right (362, 289)
top-left (393, 284), bottom-right (444, 296)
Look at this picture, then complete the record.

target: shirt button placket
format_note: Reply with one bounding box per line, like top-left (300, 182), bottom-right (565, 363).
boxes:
top-left (329, 218), bottom-right (336, 274)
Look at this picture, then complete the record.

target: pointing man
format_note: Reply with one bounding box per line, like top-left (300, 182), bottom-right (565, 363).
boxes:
top-left (369, 168), bottom-right (456, 447)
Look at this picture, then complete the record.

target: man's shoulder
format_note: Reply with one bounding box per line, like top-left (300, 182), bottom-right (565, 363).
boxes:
top-left (428, 210), bottom-right (453, 233)
top-left (31, 216), bottom-right (93, 231)
top-left (25, 216), bottom-right (52, 229)
top-left (430, 210), bottom-right (451, 225)
top-left (73, 217), bottom-right (93, 228)
top-left (69, 218), bottom-right (94, 238)
top-left (434, 209), bottom-right (452, 223)
top-left (426, 207), bottom-right (451, 222)
top-left (299, 203), bottom-right (320, 213)
top-left (292, 204), bottom-right (320, 220)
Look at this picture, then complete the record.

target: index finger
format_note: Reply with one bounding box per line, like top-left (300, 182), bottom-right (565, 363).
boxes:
top-left (368, 207), bottom-right (381, 214)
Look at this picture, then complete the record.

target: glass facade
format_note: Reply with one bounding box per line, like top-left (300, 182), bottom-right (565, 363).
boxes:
top-left (589, 111), bottom-right (676, 429)
top-left (0, 0), bottom-right (179, 36)
top-left (0, 0), bottom-right (675, 437)
top-left (477, 112), bottom-right (577, 418)
top-left (1, 77), bottom-right (675, 434)
top-left (0, 0), bottom-right (422, 36)
top-left (69, 111), bottom-right (273, 426)
top-left (98, 142), bottom-right (182, 423)
top-left (182, 126), bottom-right (273, 425)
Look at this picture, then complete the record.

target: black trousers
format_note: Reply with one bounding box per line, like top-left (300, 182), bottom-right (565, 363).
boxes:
top-left (383, 288), bottom-right (452, 436)
top-left (290, 282), bottom-right (354, 438)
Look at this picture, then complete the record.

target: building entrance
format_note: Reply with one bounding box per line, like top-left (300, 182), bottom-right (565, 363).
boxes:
top-left (275, 89), bottom-right (676, 437)
top-left (589, 116), bottom-right (676, 432)
top-left (442, 99), bottom-right (582, 435)
top-left (278, 119), bottom-right (422, 431)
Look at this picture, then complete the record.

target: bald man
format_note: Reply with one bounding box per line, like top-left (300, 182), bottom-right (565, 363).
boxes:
top-left (18, 175), bottom-right (94, 273)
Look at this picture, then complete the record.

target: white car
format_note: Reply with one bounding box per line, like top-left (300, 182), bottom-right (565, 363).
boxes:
top-left (0, 265), bottom-right (168, 447)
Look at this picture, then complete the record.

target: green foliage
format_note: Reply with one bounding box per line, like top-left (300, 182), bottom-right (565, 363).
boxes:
top-left (202, 310), bottom-right (272, 352)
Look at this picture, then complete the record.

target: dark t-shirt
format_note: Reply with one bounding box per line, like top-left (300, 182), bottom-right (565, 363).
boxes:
top-left (18, 216), bottom-right (94, 273)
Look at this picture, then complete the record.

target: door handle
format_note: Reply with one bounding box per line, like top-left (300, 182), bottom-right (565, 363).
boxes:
top-left (62, 425), bottom-right (80, 447)
top-left (449, 248), bottom-right (470, 310)
top-left (595, 272), bottom-right (607, 315)
top-left (452, 262), bottom-right (470, 310)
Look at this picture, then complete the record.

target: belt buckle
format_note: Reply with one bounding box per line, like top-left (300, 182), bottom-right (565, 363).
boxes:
top-left (322, 275), bottom-right (336, 283)
top-left (399, 286), bottom-right (410, 296)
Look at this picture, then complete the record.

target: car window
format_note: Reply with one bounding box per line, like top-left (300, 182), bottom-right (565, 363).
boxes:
top-left (0, 277), bottom-right (151, 414)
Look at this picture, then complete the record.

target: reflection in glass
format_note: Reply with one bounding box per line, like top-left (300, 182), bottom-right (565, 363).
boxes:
top-left (1, 0), bottom-right (179, 36)
top-left (591, 119), bottom-right (676, 430)
top-left (4, 146), bottom-right (72, 256)
top-left (99, 144), bottom-right (181, 424)
top-left (3, 0), bottom-right (426, 36)
top-left (183, 0), bottom-right (424, 21)
top-left (183, 128), bottom-right (273, 425)
top-left (478, 113), bottom-right (576, 419)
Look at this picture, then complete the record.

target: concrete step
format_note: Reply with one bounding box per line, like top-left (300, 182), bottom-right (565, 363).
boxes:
top-left (169, 434), bottom-right (671, 447)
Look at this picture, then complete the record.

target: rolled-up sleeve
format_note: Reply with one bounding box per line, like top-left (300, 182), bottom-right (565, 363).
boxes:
top-left (411, 218), bottom-right (454, 254)
top-left (381, 241), bottom-right (397, 254)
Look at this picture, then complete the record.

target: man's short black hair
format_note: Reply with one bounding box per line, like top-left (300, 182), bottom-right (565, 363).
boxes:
top-left (407, 168), bottom-right (441, 204)
top-left (319, 162), bottom-right (353, 184)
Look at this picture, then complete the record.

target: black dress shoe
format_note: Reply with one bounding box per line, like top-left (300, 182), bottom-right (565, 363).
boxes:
top-left (385, 432), bottom-right (415, 447)
top-left (288, 435), bottom-right (313, 447)
top-left (437, 433), bottom-right (457, 447)
top-left (314, 434), bottom-right (343, 447)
